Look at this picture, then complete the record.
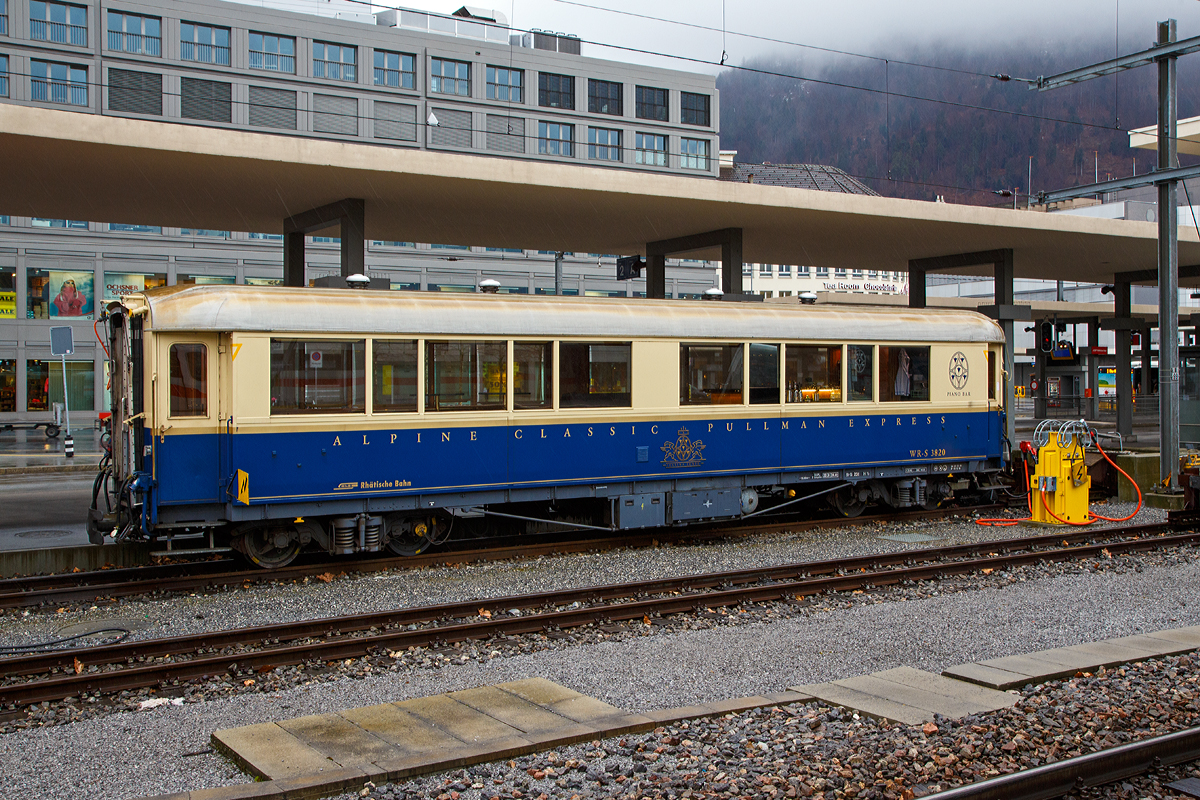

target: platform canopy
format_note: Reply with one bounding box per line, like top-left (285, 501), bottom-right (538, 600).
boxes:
top-left (1130, 114), bottom-right (1200, 156)
top-left (4, 103), bottom-right (1200, 283)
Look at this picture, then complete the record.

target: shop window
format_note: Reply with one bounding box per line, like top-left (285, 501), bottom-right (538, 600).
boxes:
top-left (26, 359), bottom-right (93, 411)
top-left (245, 277), bottom-right (283, 286)
top-left (270, 339), bottom-right (365, 414)
top-left (168, 343), bottom-right (207, 417)
top-left (786, 345), bottom-right (842, 402)
top-left (426, 341), bottom-right (506, 411)
top-left (560, 342), bottom-right (630, 408)
top-left (749, 343), bottom-right (779, 404)
top-left (681, 344), bottom-right (743, 405)
top-left (372, 339), bottom-right (417, 412)
top-left (879, 346), bottom-right (930, 402)
top-left (176, 275), bottom-right (235, 285)
top-left (102, 271), bottom-right (166, 305)
top-left (0, 267), bottom-right (13, 321)
top-left (514, 342), bottom-right (552, 410)
top-left (848, 344), bottom-right (874, 402)
top-left (27, 269), bottom-right (94, 319)
top-left (0, 360), bottom-right (14, 412)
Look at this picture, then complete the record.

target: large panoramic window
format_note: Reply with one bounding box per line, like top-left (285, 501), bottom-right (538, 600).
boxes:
top-left (372, 339), bottom-right (417, 412)
top-left (426, 341), bottom-right (506, 411)
top-left (513, 342), bottom-right (552, 410)
top-left (26, 360), bottom-right (94, 412)
top-left (560, 342), bottom-right (630, 408)
top-left (270, 339), bottom-right (365, 414)
top-left (879, 345), bottom-right (930, 402)
top-left (180, 22), bottom-right (230, 66)
top-left (785, 345), bottom-right (842, 402)
top-left (169, 343), bottom-right (207, 417)
top-left (681, 344), bottom-right (743, 405)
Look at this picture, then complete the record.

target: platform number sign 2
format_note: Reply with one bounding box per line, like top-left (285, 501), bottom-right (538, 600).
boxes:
top-left (236, 470), bottom-right (250, 505)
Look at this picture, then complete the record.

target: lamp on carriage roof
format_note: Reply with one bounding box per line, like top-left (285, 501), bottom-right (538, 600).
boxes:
top-left (799, 291), bottom-right (818, 305)
top-left (345, 273), bottom-right (370, 290)
top-left (703, 287), bottom-right (723, 300)
top-left (479, 279), bottom-right (501, 293)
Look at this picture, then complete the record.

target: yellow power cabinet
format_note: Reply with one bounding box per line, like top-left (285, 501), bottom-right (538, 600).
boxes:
top-left (1029, 425), bottom-right (1091, 524)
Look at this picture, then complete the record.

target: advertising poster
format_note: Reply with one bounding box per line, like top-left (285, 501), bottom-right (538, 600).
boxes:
top-left (103, 272), bottom-right (147, 304)
top-left (44, 271), bottom-right (95, 318)
top-left (0, 290), bottom-right (14, 319)
top-left (1097, 369), bottom-right (1117, 398)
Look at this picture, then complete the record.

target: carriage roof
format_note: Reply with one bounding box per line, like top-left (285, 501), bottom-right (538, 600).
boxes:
top-left (133, 285), bottom-right (1005, 344)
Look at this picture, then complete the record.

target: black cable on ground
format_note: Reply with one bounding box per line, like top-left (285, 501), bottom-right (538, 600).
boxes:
top-left (0, 628), bottom-right (132, 656)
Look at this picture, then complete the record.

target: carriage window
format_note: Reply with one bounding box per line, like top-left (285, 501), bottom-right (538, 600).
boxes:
top-left (168, 343), bottom-right (207, 417)
top-left (270, 339), bottom-right (365, 414)
top-left (785, 345), bottom-right (842, 402)
top-left (372, 339), bottom-right (417, 412)
top-left (879, 345), bottom-right (930, 401)
top-left (749, 343), bottom-right (779, 404)
top-left (681, 344), bottom-right (743, 405)
top-left (426, 340), bottom-right (507, 411)
top-left (514, 342), bottom-right (553, 410)
top-left (847, 344), bottom-right (874, 402)
top-left (560, 342), bottom-right (631, 408)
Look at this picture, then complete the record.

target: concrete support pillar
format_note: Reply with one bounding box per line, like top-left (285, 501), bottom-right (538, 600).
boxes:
top-left (646, 254), bottom-right (666, 299)
top-left (1115, 282), bottom-right (1134, 438)
top-left (720, 229), bottom-right (743, 296)
top-left (907, 263), bottom-right (927, 309)
top-left (1141, 328), bottom-right (1154, 395)
top-left (646, 228), bottom-right (741, 300)
top-left (1158, 18), bottom-right (1181, 488)
top-left (282, 198), bottom-right (366, 288)
top-left (993, 251), bottom-right (1017, 452)
top-left (1087, 316), bottom-right (1100, 420)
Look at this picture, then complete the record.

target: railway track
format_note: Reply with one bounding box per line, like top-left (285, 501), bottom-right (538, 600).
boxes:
top-left (0, 503), bottom-right (1003, 609)
top-left (0, 520), bottom-right (1193, 709)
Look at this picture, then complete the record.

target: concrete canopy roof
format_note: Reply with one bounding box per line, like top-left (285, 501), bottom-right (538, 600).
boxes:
top-left (1130, 115), bottom-right (1200, 156)
top-left (4, 104), bottom-right (1200, 284)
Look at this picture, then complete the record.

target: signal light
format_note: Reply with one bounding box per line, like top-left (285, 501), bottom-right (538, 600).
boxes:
top-left (1039, 321), bottom-right (1054, 353)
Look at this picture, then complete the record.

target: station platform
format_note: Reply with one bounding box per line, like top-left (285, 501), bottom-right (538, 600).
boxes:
top-left (143, 623), bottom-right (1200, 800)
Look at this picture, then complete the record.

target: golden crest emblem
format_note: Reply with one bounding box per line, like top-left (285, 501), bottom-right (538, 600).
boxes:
top-left (661, 426), bottom-right (706, 468)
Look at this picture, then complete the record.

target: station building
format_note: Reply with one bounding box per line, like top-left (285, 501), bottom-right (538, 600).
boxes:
top-left (0, 0), bottom-right (729, 421)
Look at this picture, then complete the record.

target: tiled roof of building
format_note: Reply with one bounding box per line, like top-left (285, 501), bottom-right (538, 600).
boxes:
top-left (720, 163), bottom-right (880, 196)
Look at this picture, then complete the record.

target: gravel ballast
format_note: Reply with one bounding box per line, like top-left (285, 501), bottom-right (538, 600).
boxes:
top-left (0, 508), bottom-right (1195, 798)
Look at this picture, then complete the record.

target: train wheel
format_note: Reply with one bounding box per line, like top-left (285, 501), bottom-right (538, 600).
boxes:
top-left (385, 517), bottom-right (434, 556)
top-left (832, 487), bottom-right (867, 518)
top-left (233, 525), bottom-right (301, 569)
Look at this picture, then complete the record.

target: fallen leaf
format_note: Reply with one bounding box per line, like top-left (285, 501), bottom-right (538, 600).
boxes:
top-left (56, 608), bottom-right (65, 614)
top-left (479, 608), bottom-right (492, 619)
top-left (316, 573), bottom-right (335, 583)
top-left (72, 567), bottom-right (81, 573)
top-left (1101, 548), bottom-right (1112, 558)
top-left (243, 679), bottom-right (255, 686)
top-left (981, 568), bottom-right (994, 575)
top-left (73, 658), bottom-right (83, 675)
top-left (643, 615), bottom-right (652, 625)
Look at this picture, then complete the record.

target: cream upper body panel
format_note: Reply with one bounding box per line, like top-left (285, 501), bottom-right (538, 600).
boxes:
top-left (135, 285), bottom-right (1004, 344)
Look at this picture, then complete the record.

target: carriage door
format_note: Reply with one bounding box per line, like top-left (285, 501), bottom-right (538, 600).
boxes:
top-left (217, 332), bottom-right (236, 504)
top-left (155, 333), bottom-right (222, 505)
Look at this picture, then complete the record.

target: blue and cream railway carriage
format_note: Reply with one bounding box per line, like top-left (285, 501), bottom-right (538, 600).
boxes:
top-left (89, 286), bottom-right (1007, 567)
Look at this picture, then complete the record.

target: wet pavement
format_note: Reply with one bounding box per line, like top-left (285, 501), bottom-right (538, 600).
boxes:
top-left (0, 429), bottom-right (103, 469)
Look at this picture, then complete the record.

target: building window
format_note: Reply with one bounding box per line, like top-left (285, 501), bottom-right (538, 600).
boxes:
top-left (560, 343), bottom-right (630, 408)
top-left (634, 132), bottom-right (666, 166)
top-left (428, 106), bottom-right (471, 148)
top-left (31, 60), bottom-right (87, 106)
top-left (588, 78), bottom-right (622, 115)
top-left (538, 72), bottom-right (573, 109)
top-left (248, 85), bottom-right (296, 129)
top-left (426, 341), bottom-right (506, 411)
top-left (312, 41), bottom-right (355, 82)
top-left (816, 267), bottom-right (828, 278)
top-left (834, 268), bottom-right (847, 278)
top-left (180, 22), bottom-right (230, 66)
top-left (270, 339), bottom-right (365, 414)
top-left (373, 339), bottom-right (417, 412)
top-left (635, 85), bottom-right (667, 121)
top-left (108, 222), bottom-right (161, 233)
top-left (375, 100), bottom-right (417, 141)
top-left (313, 93), bottom-right (357, 135)
top-left (681, 344), bottom-right (742, 405)
top-left (249, 32), bottom-right (295, 73)
top-left (30, 1), bottom-right (86, 46)
top-left (374, 50), bottom-right (414, 89)
top-left (0, 0), bottom-right (7, 36)
top-left (180, 77), bottom-right (231, 123)
top-left (430, 57), bottom-right (469, 96)
top-left (0, 56), bottom-right (7, 98)
top-left (0, 359), bottom-right (13, 413)
top-left (798, 266), bottom-right (810, 275)
top-left (27, 360), bottom-right (94, 412)
top-left (852, 269), bottom-right (863, 278)
top-left (779, 264), bottom-right (791, 276)
top-left (27, 268), bottom-right (94, 319)
top-left (486, 114), bottom-right (524, 153)
top-left (588, 127), bottom-right (621, 161)
top-left (538, 121), bottom-right (573, 157)
top-left (107, 68), bottom-right (162, 116)
top-left (680, 91), bottom-right (710, 126)
top-left (169, 343), bottom-right (207, 417)
top-left (759, 264), bottom-right (771, 276)
top-left (107, 11), bottom-right (160, 56)
top-left (680, 137), bottom-right (709, 170)
top-left (486, 65), bottom-right (522, 102)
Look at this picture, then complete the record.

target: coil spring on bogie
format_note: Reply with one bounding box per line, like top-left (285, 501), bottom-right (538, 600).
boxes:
top-left (332, 516), bottom-right (384, 551)
top-left (332, 517), bottom-right (356, 550)
top-left (364, 516), bottom-right (382, 550)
